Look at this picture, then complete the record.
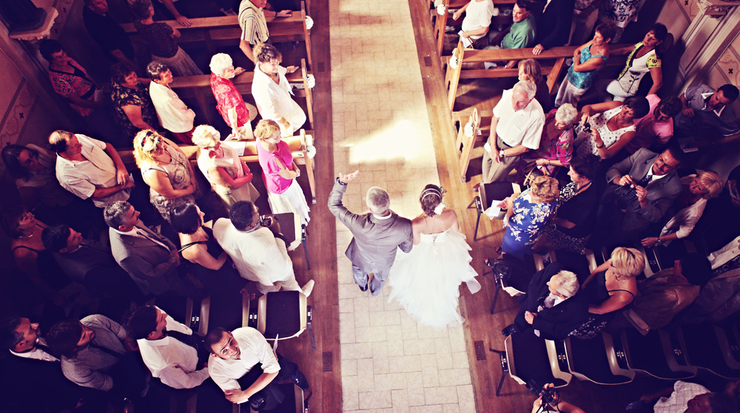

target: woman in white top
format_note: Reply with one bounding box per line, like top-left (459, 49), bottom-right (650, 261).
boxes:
top-left (573, 96), bottom-right (649, 160)
top-left (641, 171), bottom-right (723, 248)
top-left (606, 24), bottom-right (668, 101)
top-left (452, 0), bottom-right (495, 47)
top-left (251, 43), bottom-right (306, 137)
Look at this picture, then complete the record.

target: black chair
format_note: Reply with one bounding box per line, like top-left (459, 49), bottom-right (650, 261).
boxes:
top-left (243, 291), bottom-right (316, 351)
top-left (471, 182), bottom-right (518, 241)
top-left (620, 328), bottom-right (697, 380)
top-left (484, 255), bottom-right (534, 314)
top-left (680, 322), bottom-right (740, 379)
top-left (556, 333), bottom-right (635, 385)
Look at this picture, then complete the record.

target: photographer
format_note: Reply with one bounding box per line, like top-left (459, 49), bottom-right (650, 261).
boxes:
top-left (531, 383), bottom-right (585, 413)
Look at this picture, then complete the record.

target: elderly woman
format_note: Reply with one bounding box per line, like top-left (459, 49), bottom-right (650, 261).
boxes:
top-left (192, 125), bottom-right (260, 209)
top-left (524, 104), bottom-right (578, 176)
top-left (209, 53), bottom-right (256, 140)
top-left (607, 24), bottom-right (668, 101)
top-left (252, 43), bottom-right (307, 137)
top-left (133, 129), bottom-right (197, 222)
top-left (574, 96), bottom-right (650, 160)
top-left (498, 175), bottom-right (559, 260)
top-left (147, 62), bottom-right (196, 144)
top-left (518, 59), bottom-right (552, 113)
top-left (641, 171), bottom-right (723, 249)
top-left (537, 155), bottom-right (601, 254)
top-left (111, 62), bottom-right (159, 140)
top-left (573, 247), bottom-right (642, 338)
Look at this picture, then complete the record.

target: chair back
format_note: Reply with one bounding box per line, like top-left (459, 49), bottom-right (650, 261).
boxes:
top-left (257, 291), bottom-right (308, 341)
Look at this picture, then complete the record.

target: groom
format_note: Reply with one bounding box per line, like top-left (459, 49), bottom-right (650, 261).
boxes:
top-left (328, 171), bottom-right (413, 295)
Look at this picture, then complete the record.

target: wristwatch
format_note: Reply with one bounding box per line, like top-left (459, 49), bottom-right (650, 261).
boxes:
top-left (336, 177), bottom-right (347, 186)
top-left (499, 149), bottom-right (505, 158)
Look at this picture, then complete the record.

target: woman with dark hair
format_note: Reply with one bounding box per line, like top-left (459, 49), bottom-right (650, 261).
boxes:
top-left (537, 155), bottom-right (601, 253)
top-left (574, 96), bottom-right (650, 160)
top-left (388, 185), bottom-right (479, 329)
top-left (607, 23), bottom-right (668, 101)
top-left (111, 62), bottom-right (159, 140)
top-left (38, 39), bottom-right (101, 118)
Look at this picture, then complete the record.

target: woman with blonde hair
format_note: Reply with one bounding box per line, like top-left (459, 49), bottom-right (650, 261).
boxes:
top-left (498, 175), bottom-right (559, 260)
top-left (255, 119), bottom-right (310, 225)
top-left (133, 129), bottom-right (197, 222)
top-left (518, 59), bottom-right (552, 112)
top-left (192, 125), bottom-right (260, 209)
top-left (388, 184), bottom-right (480, 329)
top-left (573, 247), bottom-right (643, 338)
top-left (251, 43), bottom-right (306, 137)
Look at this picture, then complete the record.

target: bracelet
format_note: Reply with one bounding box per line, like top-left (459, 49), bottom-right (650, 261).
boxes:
top-left (499, 149), bottom-right (505, 158)
top-left (596, 143), bottom-right (604, 149)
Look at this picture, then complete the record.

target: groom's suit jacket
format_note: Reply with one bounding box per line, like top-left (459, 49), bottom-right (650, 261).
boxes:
top-left (109, 223), bottom-right (178, 296)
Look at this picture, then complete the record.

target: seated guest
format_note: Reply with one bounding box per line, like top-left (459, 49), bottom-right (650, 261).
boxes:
top-left (83, 0), bottom-right (136, 66)
top-left (502, 262), bottom-right (586, 340)
top-left (595, 147), bottom-right (682, 249)
top-left (213, 201), bottom-right (314, 295)
top-left (450, 0), bottom-right (495, 49)
top-left (554, 24), bottom-right (615, 108)
top-left (498, 176), bottom-right (559, 260)
top-left (131, 0), bottom-right (203, 76)
top-left (624, 95), bottom-right (681, 155)
top-left (518, 59), bottom-right (551, 113)
top-left (111, 62), bottom-right (160, 141)
top-left (532, 0), bottom-right (575, 55)
top-left (597, 0), bottom-right (642, 43)
top-left (606, 24), bottom-right (668, 101)
top-left (209, 53), bottom-right (256, 140)
top-left (49, 130), bottom-right (134, 209)
top-left (499, 1), bottom-right (537, 66)
top-left (46, 315), bottom-right (148, 405)
top-left (641, 171), bottom-right (723, 251)
top-left (481, 80), bottom-right (545, 184)
top-left (251, 43), bottom-right (307, 137)
top-left (147, 62), bottom-right (196, 144)
top-left (574, 96), bottom-right (650, 160)
top-left (682, 236), bottom-right (740, 323)
top-left (192, 125), bottom-right (260, 209)
top-left (537, 155), bottom-right (601, 254)
top-left (639, 381), bottom-right (737, 413)
top-left (206, 327), bottom-right (309, 410)
top-left (523, 103), bottom-right (578, 176)
top-left (238, 0), bottom-right (291, 63)
top-left (105, 201), bottom-right (180, 296)
top-left (572, 247), bottom-right (642, 339)
top-left (675, 83), bottom-right (740, 144)
top-left (694, 165), bottom-right (740, 253)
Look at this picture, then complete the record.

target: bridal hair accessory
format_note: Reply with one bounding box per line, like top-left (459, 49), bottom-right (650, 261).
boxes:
top-left (434, 203), bottom-right (445, 215)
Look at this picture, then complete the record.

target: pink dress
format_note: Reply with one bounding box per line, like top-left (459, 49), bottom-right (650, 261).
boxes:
top-left (210, 73), bottom-right (250, 128)
top-left (256, 139), bottom-right (310, 225)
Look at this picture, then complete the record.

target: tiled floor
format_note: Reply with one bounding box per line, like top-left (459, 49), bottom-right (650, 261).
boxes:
top-left (328, 0), bottom-right (476, 411)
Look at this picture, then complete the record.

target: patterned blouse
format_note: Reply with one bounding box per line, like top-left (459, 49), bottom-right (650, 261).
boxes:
top-left (210, 73), bottom-right (250, 128)
top-left (111, 81), bottom-right (159, 139)
top-left (49, 58), bottom-right (96, 117)
top-left (529, 109), bottom-right (574, 174)
top-left (574, 106), bottom-right (635, 158)
top-left (506, 189), bottom-right (557, 248)
top-left (134, 21), bottom-right (177, 58)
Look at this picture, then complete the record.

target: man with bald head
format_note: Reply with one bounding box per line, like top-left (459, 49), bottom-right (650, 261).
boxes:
top-left (481, 80), bottom-right (545, 184)
top-left (328, 171), bottom-right (413, 295)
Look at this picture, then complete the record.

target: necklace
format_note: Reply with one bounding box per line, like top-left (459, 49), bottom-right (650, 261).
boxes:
top-left (18, 231), bottom-right (34, 239)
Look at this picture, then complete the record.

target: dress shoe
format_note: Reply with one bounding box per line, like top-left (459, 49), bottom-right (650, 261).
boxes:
top-left (293, 371), bottom-right (310, 391)
top-left (358, 283), bottom-right (368, 292)
top-left (501, 324), bottom-right (518, 337)
top-left (301, 280), bottom-right (315, 297)
top-left (249, 394), bottom-right (266, 411)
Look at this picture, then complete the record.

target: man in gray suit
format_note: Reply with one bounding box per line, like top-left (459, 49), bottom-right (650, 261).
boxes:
top-left (328, 171), bottom-right (413, 295)
top-left (596, 147), bottom-right (683, 250)
top-left (104, 200), bottom-right (180, 296)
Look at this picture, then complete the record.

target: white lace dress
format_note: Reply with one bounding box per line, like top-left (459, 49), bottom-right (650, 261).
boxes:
top-left (388, 229), bottom-right (479, 329)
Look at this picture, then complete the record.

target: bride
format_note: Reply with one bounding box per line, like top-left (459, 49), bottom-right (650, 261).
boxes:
top-left (389, 184), bottom-right (480, 329)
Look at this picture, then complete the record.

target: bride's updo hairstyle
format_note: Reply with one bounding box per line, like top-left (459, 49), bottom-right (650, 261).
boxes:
top-left (420, 184), bottom-right (445, 216)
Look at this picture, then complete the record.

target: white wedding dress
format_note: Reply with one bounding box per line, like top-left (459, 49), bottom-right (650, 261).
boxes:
top-left (388, 229), bottom-right (480, 329)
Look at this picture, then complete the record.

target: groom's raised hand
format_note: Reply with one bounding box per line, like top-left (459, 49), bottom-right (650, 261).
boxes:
top-left (338, 170), bottom-right (360, 184)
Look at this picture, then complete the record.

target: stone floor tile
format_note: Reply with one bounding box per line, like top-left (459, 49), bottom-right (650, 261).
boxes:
top-left (343, 375), bottom-right (359, 411)
top-left (456, 385), bottom-right (476, 413)
top-left (423, 386), bottom-right (459, 405)
top-left (357, 358), bottom-right (375, 390)
top-left (359, 391), bottom-right (393, 409)
top-left (339, 298), bottom-right (354, 313)
top-left (340, 312), bottom-right (356, 344)
top-left (342, 359), bottom-right (358, 376)
top-left (409, 405), bottom-right (444, 413)
top-left (392, 389), bottom-right (410, 413)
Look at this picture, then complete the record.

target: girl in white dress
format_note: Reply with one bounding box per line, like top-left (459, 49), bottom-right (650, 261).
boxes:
top-left (388, 185), bottom-right (480, 329)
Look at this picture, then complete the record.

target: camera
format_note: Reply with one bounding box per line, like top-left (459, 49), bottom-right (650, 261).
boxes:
top-left (259, 215), bottom-right (275, 227)
top-left (527, 380), bottom-right (557, 405)
top-left (583, 122), bottom-right (592, 134)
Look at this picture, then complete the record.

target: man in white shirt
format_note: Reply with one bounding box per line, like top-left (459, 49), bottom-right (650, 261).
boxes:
top-left (213, 201), bottom-right (314, 295)
top-left (206, 327), bottom-right (308, 411)
top-left (147, 62), bottom-right (196, 144)
top-left (49, 130), bottom-right (133, 209)
top-left (481, 80), bottom-right (545, 184)
top-left (640, 380), bottom-right (735, 413)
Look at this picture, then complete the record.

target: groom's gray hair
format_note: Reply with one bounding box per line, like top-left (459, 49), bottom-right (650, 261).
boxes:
top-left (366, 186), bottom-right (390, 215)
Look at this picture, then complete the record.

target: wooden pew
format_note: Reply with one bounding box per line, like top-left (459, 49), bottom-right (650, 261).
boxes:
top-left (168, 59), bottom-right (314, 128)
top-left (432, 0), bottom-right (516, 57)
top-left (121, 2), bottom-right (313, 69)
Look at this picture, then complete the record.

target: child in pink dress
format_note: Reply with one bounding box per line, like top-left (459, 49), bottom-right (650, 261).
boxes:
top-left (254, 120), bottom-right (310, 225)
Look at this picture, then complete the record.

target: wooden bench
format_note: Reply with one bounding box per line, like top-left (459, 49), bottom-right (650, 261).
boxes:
top-left (169, 58), bottom-right (315, 129)
top-left (121, 2), bottom-right (313, 69)
top-left (432, 0), bottom-right (516, 57)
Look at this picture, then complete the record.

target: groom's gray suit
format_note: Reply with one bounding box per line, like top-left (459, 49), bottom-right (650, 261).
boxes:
top-left (329, 179), bottom-right (413, 295)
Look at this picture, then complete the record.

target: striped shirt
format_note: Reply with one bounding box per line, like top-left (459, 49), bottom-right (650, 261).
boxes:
top-left (239, 0), bottom-right (269, 44)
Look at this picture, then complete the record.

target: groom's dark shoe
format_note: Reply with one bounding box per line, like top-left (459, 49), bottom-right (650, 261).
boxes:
top-left (501, 324), bottom-right (518, 337)
top-left (358, 283), bottom-right (368, 292)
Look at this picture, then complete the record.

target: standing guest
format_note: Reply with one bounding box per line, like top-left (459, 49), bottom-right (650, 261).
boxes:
top-left (193, 125), bottom-right (260, 209)
top-left (481, 80), bottom-right (545, 184)
top-left (328, 171), bottom-right (413, 295)
top-left (498, 175), bottom-right (559, 260)
top-left (111, 62), bottom-right (160, 141)
top-left (210, 53), bottom-right (256, 140)
top-left (133, 130), bottom-right (197, 223)
top-left (532, 0), bottom-right (575, 55)
top-left (153, 0), bottom-right (192, 27)
top-left (131, 0), bottom-right (203, 77)
top-left (82, 0), bottom-right (136, 66)
top-left (252, 43), bottom-right (307, 137)
top-left (255, 119), bottom-right (310, 225)
top-left (238, 0), bottom-right (291, 63)
top-left (569, 0), bottom-right (601, 46)
top-left (518, 59), bottom-right (552, 113)
top-left (147, 62), bottom-right (196, 144)
top-left (524, 103), bottom-right (578, 176)
top-left (450, 0), bottom-right (495, 49)
top-left (675, 83), bottom-right (740, 144)
top-left (624, 95), bottom-right (681, 155)
top-left (213, 201), bottom-right (315, 295)
top-left (554, 24), bottom-right (614, 108)
top-left (499, 1), bottom-right (537, 69)
top-left (574, 96), bottom-right (649, 160)
top-left (598, 0), bottom-right (642, 43)
top-left (606, 24), bottom-right (668, 101)
top-left (49, 130), bottom-right (134, 209)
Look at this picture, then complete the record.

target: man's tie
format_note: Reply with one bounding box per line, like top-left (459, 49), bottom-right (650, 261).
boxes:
top-left (36, 343), bottom-right (56, 358)
top-left (636, 173), bottom-right (651, 188)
